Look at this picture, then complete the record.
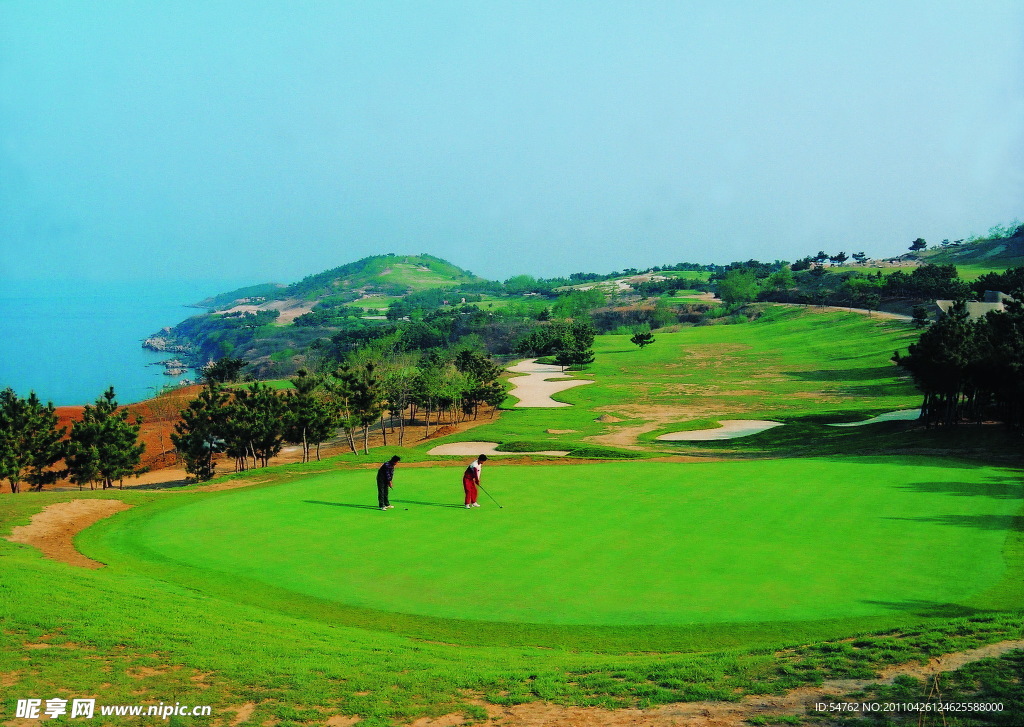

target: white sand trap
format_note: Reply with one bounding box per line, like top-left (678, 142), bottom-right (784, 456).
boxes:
top-left (827, 409), bottom-right (921, 427)
top-left (657, 420), bottom-right (784, 441)
top-left (427, 441), bottom-right (569, 456)
top-left (506, 359), bottom-right (594, 407)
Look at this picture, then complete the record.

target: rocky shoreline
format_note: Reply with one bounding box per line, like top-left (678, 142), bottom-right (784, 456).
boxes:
top-left (143, 328), bottom-right (197, 381)
top-left (142, 329), bottom-right (192, 355)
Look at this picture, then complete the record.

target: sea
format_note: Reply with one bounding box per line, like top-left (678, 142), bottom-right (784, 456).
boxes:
top-left (0, 278), bottom-right (256, 407)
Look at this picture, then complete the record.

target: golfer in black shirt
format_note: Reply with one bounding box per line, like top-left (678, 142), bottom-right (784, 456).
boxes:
top-left (377, 456), bottom-right (401, 510)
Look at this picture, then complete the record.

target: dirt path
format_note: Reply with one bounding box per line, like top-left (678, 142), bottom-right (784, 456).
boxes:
top-left (411, 639), bottom-right (1024, 727)
top-left (778, 302), bottom-right (913, 322)
top-left (506, 359), bottom-right (594, 407)
top-left (5, 499), bottom-right (132, 568)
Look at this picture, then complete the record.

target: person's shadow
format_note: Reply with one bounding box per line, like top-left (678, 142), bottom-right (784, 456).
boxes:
top-left (304, 499), bottom-right (464, 510)
top-left (304, 500), bottom-right (382, 510)
top-left (392, 499), bottom-right (463, 509)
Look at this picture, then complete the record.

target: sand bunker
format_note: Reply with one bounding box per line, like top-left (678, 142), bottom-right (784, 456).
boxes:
top-left (427, 441), bottom-right (569, 456)
top-left (827, 409), bottom-right (921, 427)
top-left (657, 420), bottom-right (783, 441)
top-left (506, 359), bottom-right (594, 407)
top-left (5, 499), bottom-right (132, 568)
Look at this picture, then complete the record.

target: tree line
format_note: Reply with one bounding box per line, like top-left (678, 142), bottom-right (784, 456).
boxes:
top-left (173, 348), bottom-right (508, 481)
top-left (893, 295), bottom-right (1024, 428)
top-left (0, 387), bottom-right (146, 493)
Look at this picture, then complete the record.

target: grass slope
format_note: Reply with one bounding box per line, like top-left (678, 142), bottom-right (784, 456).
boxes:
top-left (439, 305), bottom-right (919, 454)
top-left (920, 234), bottom-right (1024, 276)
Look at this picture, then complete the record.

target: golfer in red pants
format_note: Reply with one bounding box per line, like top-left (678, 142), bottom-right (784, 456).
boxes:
top-left (463, 454), bottom-right (488, 508)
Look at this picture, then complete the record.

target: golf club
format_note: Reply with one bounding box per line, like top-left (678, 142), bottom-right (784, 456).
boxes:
top-left (477, 482), bottom-right (503, 508)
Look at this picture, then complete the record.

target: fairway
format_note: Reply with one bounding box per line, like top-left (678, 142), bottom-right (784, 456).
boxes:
top-left (90, 459), bottom-right (1023, 628)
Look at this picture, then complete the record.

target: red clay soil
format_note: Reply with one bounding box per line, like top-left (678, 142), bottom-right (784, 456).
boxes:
top-left (55, 385), bottom-right (205, 474)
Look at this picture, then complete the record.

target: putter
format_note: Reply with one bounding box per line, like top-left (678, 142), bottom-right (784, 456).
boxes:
top-left (477, 483), bottom-right (503, 509)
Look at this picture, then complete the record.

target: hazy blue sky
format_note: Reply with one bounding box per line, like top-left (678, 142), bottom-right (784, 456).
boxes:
top-left (2, 1), bottom-right (1022, 283)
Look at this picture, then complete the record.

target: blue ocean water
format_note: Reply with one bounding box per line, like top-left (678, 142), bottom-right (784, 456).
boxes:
top-left (0, 278), bottom-right (255, 406)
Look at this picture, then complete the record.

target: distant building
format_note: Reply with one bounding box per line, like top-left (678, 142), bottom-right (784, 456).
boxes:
top-left (934, 291), bottom-right (1013, 320)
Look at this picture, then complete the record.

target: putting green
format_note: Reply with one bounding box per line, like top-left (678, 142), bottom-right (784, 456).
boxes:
top-left (96, 459), bottom-right (1023, 626)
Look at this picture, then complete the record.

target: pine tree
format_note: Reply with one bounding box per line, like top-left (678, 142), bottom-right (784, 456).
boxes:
top-left (630, 331), bottom-right (655, 349)
top-left (285, 370), bottom-right (337, 463)
top-left (171, 383), bottom-right (229, 481)
top-left (224, 384), bottom-right (287, 469)
top-left (0, 389), bottom-right (67, 494)
top-left (66, 387), bottom-right (146, 490)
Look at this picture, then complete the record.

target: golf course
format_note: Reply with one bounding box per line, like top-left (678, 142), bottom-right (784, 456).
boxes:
top-left (5, 305), bottom-right (1024, 725)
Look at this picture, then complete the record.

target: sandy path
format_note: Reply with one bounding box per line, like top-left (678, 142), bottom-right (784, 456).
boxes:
top-left (5, 499), bottom-right (132, 568)
top-left (506, 359), bottom-right (594, 407)
top-left (427, 441), bottom-right (569, 456)
top-left (657, 420), bottom-right (783, 441)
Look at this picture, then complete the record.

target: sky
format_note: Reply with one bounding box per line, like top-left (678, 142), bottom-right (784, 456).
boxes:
top-left (2, 1), bottom-right (1022, 284)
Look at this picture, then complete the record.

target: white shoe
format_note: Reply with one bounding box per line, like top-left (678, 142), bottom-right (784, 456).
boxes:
top-left (380, 506), bottom-right (388, 511)
top-left (465, 504), bottom-right (472, 508)
top-left (386, 505), bottom-right (395, 509)
top-left (472, 503), bottom-right (481, 507)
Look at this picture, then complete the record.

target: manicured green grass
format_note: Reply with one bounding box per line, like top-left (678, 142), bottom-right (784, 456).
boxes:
top-left (84, 459), bottom-right (1022, 628)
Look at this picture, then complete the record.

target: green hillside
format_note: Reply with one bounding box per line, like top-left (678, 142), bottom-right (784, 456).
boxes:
top-left (283, 253), bottom-right (483, 300)
top-left (193, 254), bottom-right (482, 310)
top-left (918, 229), bottom-right (1024, 278)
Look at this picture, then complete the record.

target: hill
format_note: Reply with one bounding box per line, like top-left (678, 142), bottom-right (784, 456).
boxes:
top-left (915, 227), bottom-right (1024, 276)
top-left (193, 254), bottom-right (482, 311)
top-left (153, 253), bottom-right (494, 378)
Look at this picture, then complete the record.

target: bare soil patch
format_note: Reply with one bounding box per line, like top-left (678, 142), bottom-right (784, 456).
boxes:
top-left (228, 702), bottom-right (257, 726)
top-left (5, 499), bottom-right (132, 568)
top-left (425, 639), bottom-right (1024, 727)
top-left (589, 406), bottom-right (731, 450)
top-left (779, 303), bottom-right (913, 322)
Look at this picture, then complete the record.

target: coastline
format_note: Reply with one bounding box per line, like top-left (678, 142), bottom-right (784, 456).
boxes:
top-left (0, 278), bottom-right (253, 407)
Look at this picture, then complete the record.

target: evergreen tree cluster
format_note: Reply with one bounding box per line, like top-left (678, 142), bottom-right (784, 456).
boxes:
top-left (0, 389), bottom-right (65, 493)
top-left (172, 348), bottom-right (510, 481)
top-left (894, 298), bottom-right (1024, 428)
top-left (0, 387), bottom-right (146, 493)
top-left (513, 320), bottom-right (597, 370)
